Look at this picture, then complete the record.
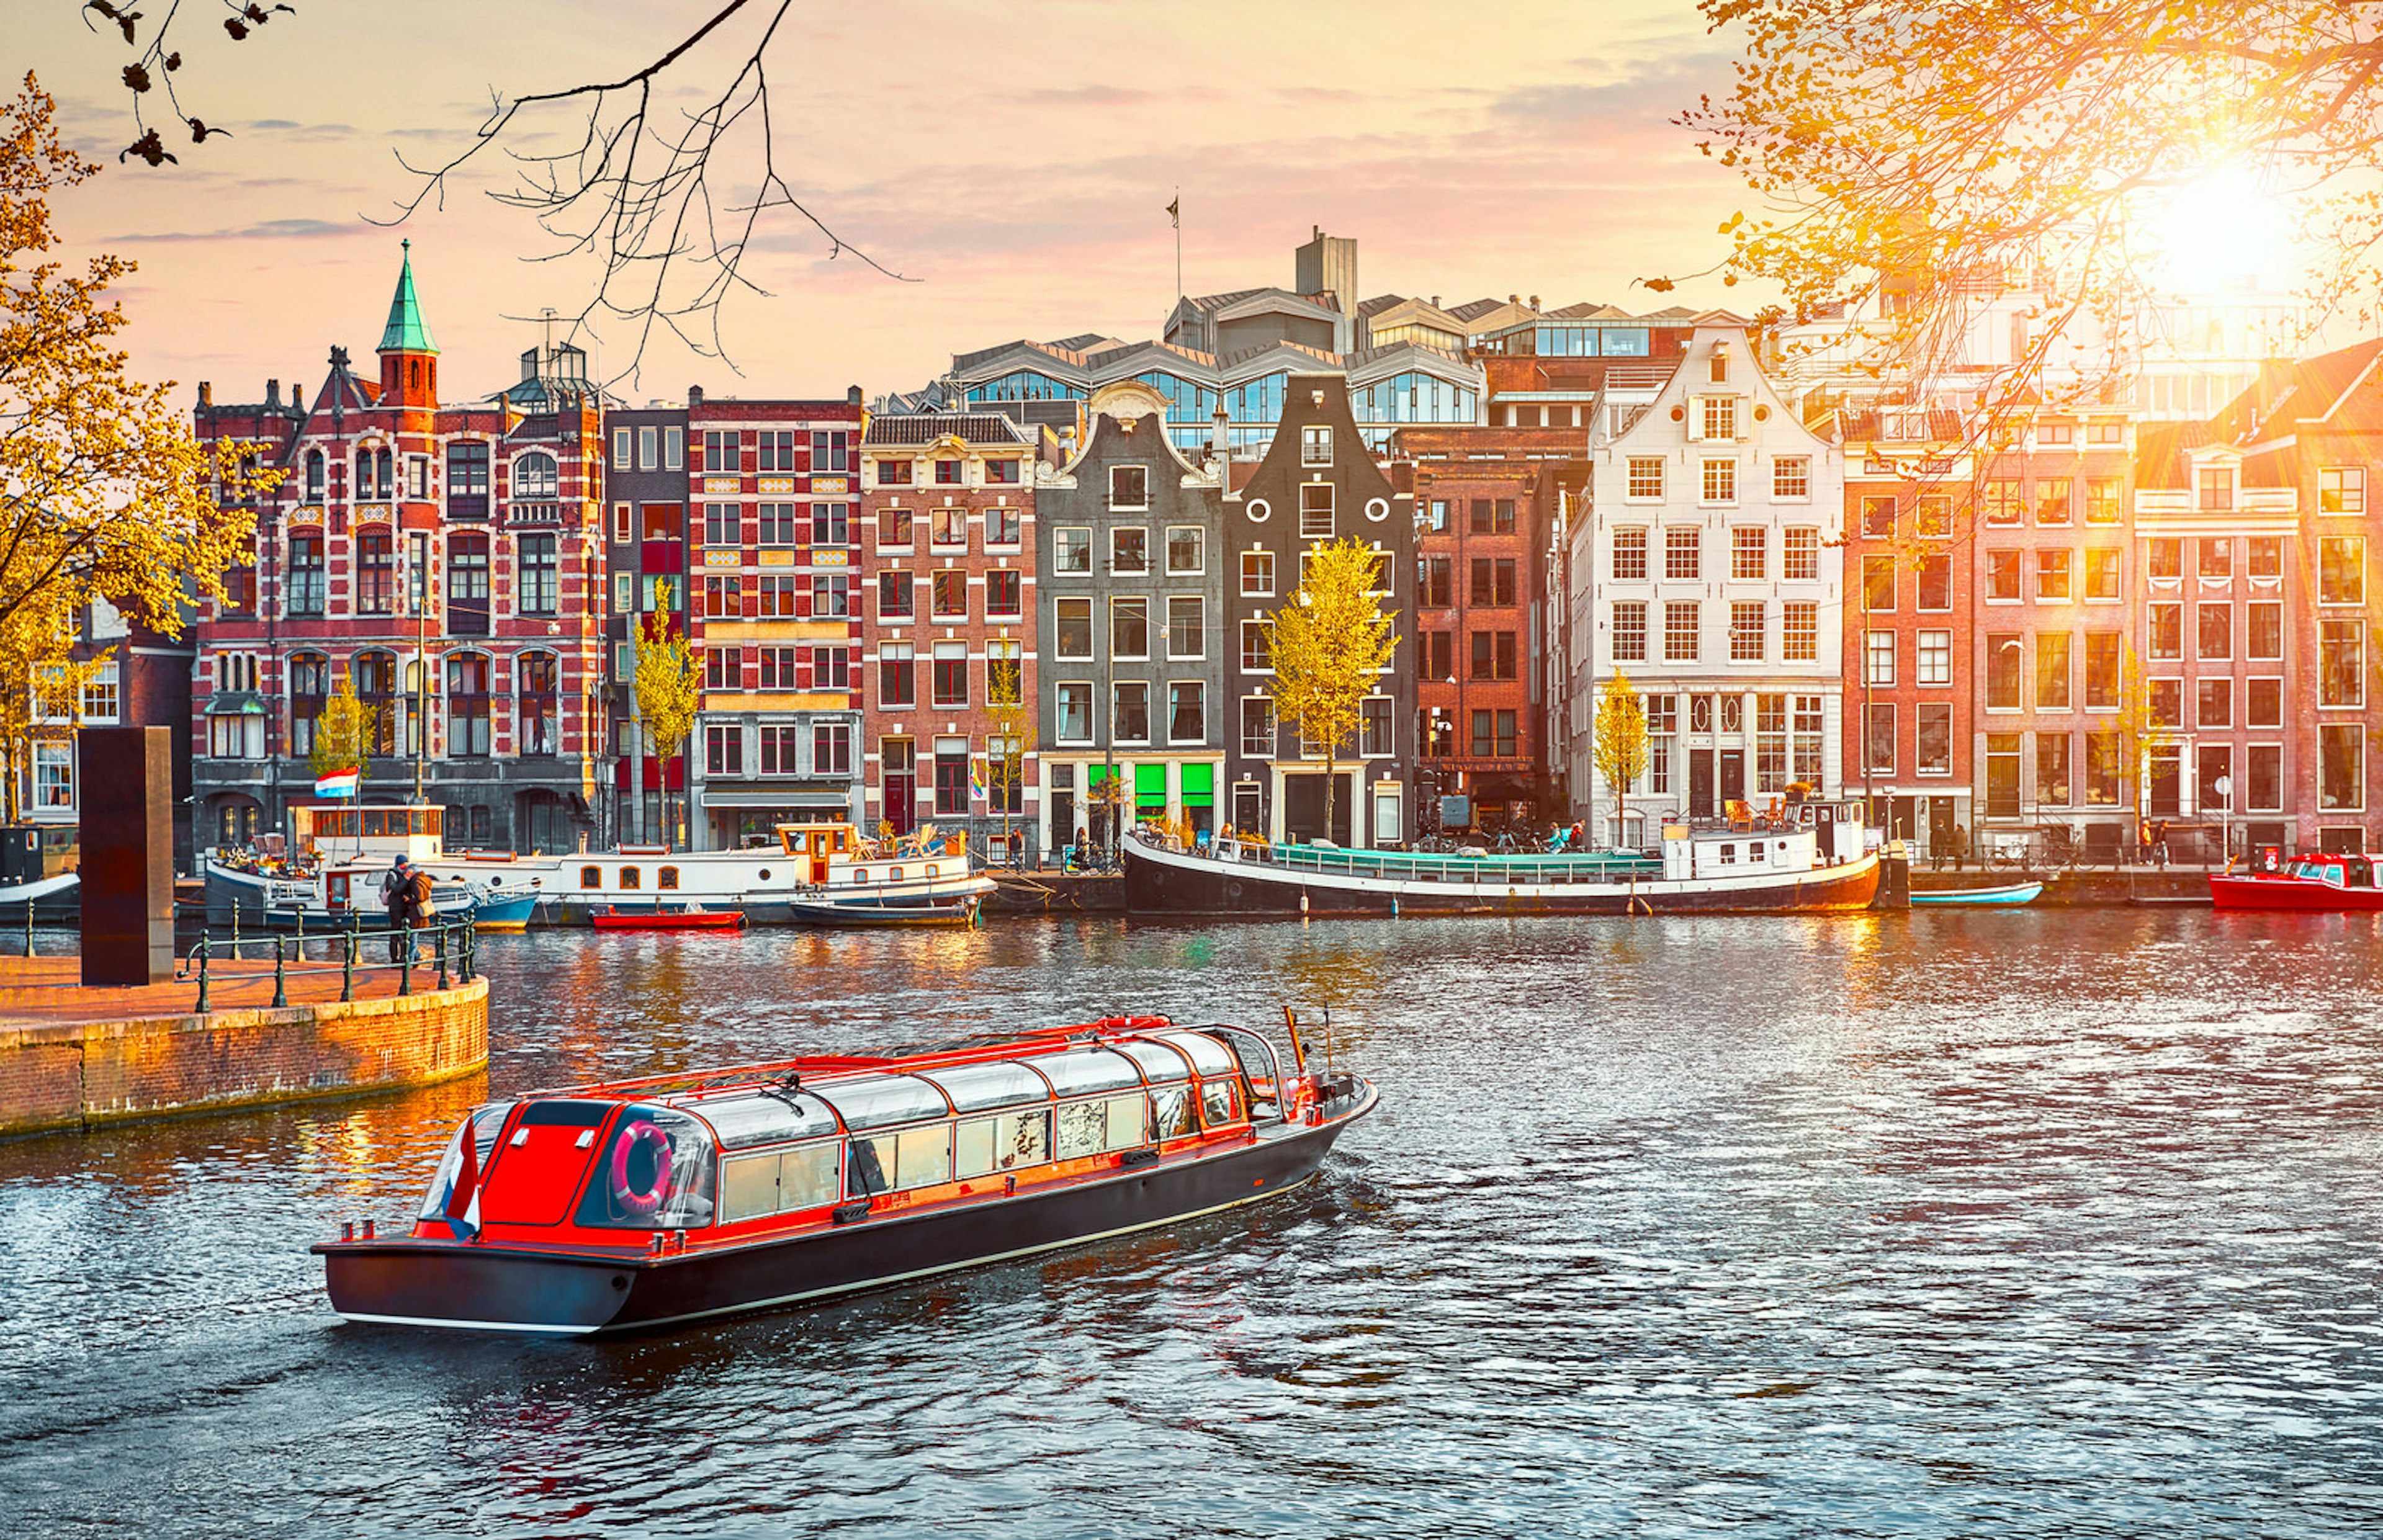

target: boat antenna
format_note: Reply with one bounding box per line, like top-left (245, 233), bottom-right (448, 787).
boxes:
top-left (1320, 1004), bottom-right (1333, 1078)
top-left (1281, 1003), bottom-right (1309, 1078)
top-left (763, 1068), bottom-right (803, 1112)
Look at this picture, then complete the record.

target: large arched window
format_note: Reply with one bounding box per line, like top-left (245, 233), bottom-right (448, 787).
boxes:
top-left (354, 447), bottom-right (372, 501)
top-left (446, 652), bottom-right (491, 758)
top-left (518, 651), bottom-right (560, 756)
top-left (305, 449), bottom-right (325, 501)
top-left (354, 650), bottom-right (398, 756)
top-left (289, 653), bottom-right (330, 757)
top-left (512, 451), bottom-right (559, 499)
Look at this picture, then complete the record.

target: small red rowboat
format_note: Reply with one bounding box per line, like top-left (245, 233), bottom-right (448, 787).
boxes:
top-left (590, 905), bottom-right (749, 931)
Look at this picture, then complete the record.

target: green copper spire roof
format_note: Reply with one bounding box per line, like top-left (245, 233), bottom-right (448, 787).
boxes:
top-left (376, 240), bottom-right (438, 355)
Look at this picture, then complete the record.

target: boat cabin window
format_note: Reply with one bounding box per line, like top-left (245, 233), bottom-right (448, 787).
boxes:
top-left (917, 1060), bottom-right (1052, 1112)
top-left (846, 1122), bottom-right (952, 1196)
top-left (415, 1102), bottom-right (518, 1225)
top-left (1746, 843), bottom-right (1764, 864)
top-left (888, 867), bottom-right (904, 881)
top-left (1113, 1039), bottom-right (1196, 1083)
top-left (1158, 1031), bottom-right (1238, 1078)
top-left (659, 866), bottom-right (680, 890)
top-left (719, 1140), bottom-right (841, 1224)
top-left (621, 866), bottom-right (641, 890)
top-left (573, 1106), bottom-right (718, 1229)
top-left (811, 1073), bottom-right (952, 1131)
top-left (1200, 1078), bottom-right (1244, 1129)
top-left (694, 1091), bottom-right (841, 1149)
top-left (1056, 1093), bottom-right (1151, 1159)
top-left (580, 865), bottom-right (601, 889)
top-left (1036, 1048), bottom-right (1144, 1096)
top-left (927, 864), bottom-right (941, 878)
top-left (1718, 844), bottom-right (1737, 864)
top-left (1152, 1085), bottom-right (1196, 1140)
top-left (954, 1108), bottom-right (1050, 1178)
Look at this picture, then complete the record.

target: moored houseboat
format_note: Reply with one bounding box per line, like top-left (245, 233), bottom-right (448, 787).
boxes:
top-left (1123, 800), bottom-right (1881, 916)
top-left (314, 1015), bottom-right (1376, 1333)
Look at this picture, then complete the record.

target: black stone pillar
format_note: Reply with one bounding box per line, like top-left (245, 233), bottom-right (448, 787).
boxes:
top-left (79, 725), bottom-right (174, 985)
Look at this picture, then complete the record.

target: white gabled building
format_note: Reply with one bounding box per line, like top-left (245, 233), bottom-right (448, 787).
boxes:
top-left (1572, 324), bottom-right (1847, 842)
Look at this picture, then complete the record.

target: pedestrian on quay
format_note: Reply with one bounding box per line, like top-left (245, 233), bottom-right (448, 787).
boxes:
top-left (378, 855), bottom-right (410, 962)
top-left (1950, 823), bottom-right (1967, 872)
top-left (393, 857), bottom-right (434, 964)
top-left (2151, 818), bottom-right (2171, 870)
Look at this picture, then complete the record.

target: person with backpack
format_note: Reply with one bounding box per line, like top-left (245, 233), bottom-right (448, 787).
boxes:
top-left (379, 856), bottom-right (410, 962)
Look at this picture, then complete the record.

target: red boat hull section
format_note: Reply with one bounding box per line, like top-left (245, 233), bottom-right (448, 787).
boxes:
top-left (2209, 874), bottom-right (2383, 911)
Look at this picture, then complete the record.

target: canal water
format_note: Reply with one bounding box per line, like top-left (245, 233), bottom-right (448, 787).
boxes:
top-left (5, 911), bottom-right (2383, 1537)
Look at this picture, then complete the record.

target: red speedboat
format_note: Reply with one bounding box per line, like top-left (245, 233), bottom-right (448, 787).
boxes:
top-left (589, 905), bottom-right (748, 931)
top-left (2210, 854), bottom-right (2383, 911)
top-left (313, 1014), bottom-right (1377, 1333)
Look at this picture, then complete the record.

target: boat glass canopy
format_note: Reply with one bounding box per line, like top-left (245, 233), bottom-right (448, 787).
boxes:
top-left (915, 1060), bottom-right (1052, 1112)
top-left (693, 1090), bottom-right (843, 1150)
top-left (1035, 1047), bottom-right (1145, 1095)
top-left (1111, 1038), bottom-right (1196, 1083)
top-left (808, 1073), bottom-right (952, 1130)
top-left (1159, 1031), bottom-right (1238, 1077)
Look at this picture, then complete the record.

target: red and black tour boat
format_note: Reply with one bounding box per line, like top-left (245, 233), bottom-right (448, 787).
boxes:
top-left (315, 1015), bottom-right (1376, 1333)
top-left (2210, 851), bottom-right (2383, 911)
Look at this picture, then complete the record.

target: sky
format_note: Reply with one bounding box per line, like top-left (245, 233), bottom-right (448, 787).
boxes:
top-left (20, 0), bottom-right (1757, 407)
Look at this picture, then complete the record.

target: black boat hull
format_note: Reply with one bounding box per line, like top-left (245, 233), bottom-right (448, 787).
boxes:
top-left (318, 1085), bottom-right (1376, 1333)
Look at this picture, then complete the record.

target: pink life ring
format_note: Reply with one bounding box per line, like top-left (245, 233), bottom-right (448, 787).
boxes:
top-left (608, 1119), bottom-right (673, 1218)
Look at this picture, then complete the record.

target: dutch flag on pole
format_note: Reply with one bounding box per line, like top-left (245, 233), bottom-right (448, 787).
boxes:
top-left (314, 766), bottom-right (360, 799)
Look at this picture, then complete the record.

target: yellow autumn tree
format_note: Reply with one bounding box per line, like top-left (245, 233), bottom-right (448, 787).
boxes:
top-left (1, 74), bottom-right (264, 663)
top-left (308, 676), bottom-right (377, 784)
top-left (1591, 673), bottom-right (1651, 853)
top-left (985, 645), bottom-right (1034, 859)
top-left (634, 578), bottom-right (702, 849)
top-left (1263, 539), bottom-right (1399, 841)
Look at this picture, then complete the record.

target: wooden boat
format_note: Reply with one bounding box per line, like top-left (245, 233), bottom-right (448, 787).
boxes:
top-left (1908, 881), bottom-right (2042, 907)
top-left (312, 1014), bottom-right (1378, 1334)
top-left (1123, 800), bottom-right (1880, 916)
top-left (785, 895), bottom-right (981, 928)
top-left (469, 891), bottom-right (541, 931)
top-left (590, 905), bottom-right (748, 932)
top-left (2210, 855), bottom-right (2383, 911)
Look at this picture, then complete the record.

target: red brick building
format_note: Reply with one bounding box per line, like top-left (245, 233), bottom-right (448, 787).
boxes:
top-left (191, 246), bottom-right (606, 854)
top-left (1839, 409), bottom-right (1976, 858)
top-left (858, 413), bottom-right (1039, 856)
top-left (683, 390), bottom-right (866, 849)
top-left (1391, 426), bottom-right (1577, 830)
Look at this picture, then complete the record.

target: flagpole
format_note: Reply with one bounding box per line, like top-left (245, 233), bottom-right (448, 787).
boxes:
top-left (1172, 186), bottom-right (1182, 303)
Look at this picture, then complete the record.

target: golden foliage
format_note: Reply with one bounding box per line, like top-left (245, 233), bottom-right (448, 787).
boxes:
top-left (1263, 539), bottom-right (1399, 836)
top-left (1592, 672), bottom-right (1651, 848)
top-left (2, 73), bottom-right (266, 646)
top-left (1676, 2), bottom-right (2379, 400)
top-left (634, 580), bottom-right (702, 847)
top-left (308, 676), bottom-right (377, 782)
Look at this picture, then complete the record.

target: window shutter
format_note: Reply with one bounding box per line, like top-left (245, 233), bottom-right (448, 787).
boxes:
top-left (794, 575), bottom-right (812, 618)
top-left (796, 647), bottom-right (814, 692)
top-left (1685, 396), bottom-right (1705, 442)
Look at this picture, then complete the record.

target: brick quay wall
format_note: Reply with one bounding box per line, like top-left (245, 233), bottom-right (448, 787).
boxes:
top-left (0, 960), bottom-right (488, 1138)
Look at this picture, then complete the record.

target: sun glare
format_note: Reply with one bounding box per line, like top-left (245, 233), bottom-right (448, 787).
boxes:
top-left (2143, 166), bottom-right (2296, 295)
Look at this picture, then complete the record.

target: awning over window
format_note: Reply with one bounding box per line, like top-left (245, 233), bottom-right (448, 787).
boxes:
top-left (204, 691), bottom-right (268, 717)
top-left (1181, 763), bottom-right (1215, 808)
top-left (1134, 763), bottom-right (1168, 811)
top-left (696, 789), bottom-right (852, 808)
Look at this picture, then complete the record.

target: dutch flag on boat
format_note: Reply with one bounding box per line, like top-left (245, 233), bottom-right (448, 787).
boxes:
top-left (314, 766), bottom-right (360, 799)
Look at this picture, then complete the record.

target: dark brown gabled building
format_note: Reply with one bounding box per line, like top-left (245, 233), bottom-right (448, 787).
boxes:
top-left (1221, 375), bottom-right (1417, 847)
top-left (1389, 426), bottom-right (1581, 831)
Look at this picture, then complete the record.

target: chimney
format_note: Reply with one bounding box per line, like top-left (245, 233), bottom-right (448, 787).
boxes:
top-left (1509, 294), bottom-right (1519, 305)
top-left (1529, 295), bottom-right (1540, 311)
top-left (847, 385), bottom-right (863, 406)
top-left (197, 381), bottom-right (212, 410)
top-left (1430, 295), bottom-right (1441, 309)
top-left (688, 384), bottom-right (704, 408)
top-left (266, 378), bottom-right (280, 408)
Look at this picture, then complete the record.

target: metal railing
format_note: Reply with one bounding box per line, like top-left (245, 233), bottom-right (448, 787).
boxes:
top-left (177, 913), bottom-right (478, 1013)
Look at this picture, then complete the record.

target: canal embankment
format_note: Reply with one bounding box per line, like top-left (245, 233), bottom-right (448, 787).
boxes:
top-left (0, 954), bottom-right (487, 1138)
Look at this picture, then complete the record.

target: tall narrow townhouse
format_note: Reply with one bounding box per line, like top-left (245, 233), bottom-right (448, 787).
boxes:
top-left (1223, 375), bottom-right (1418, 848)
top-left (601, 400), bottom-right (688, 845)
top-left (1969, 407), bottom-right (2140, 862)
top-left (1840, 406), bottom-right (1975, 857)
top-left (1033, 383), bottom-right (1226, 857)
top-left (2207, 342), bottom-right (2383, 854)
top-left (2132, 423), bottom-right (2299, 862)
top-left (1579, 325), bottom-right (1844, 843)
top-left (684, 390), bottom-right (865, 849)
top-left (859, 413), bottom-right (1040, 858)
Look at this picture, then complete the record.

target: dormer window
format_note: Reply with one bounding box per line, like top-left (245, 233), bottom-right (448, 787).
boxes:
top-left (1709, 346), bottom-right (1730, 383)
top-left (2197, 467), bottom-right (2234, 511)
top-left (935, 458), bottom-right (963, 485)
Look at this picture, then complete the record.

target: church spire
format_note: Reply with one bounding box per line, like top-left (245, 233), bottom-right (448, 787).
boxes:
top-left (377, 239), bottom-right (438, 356)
